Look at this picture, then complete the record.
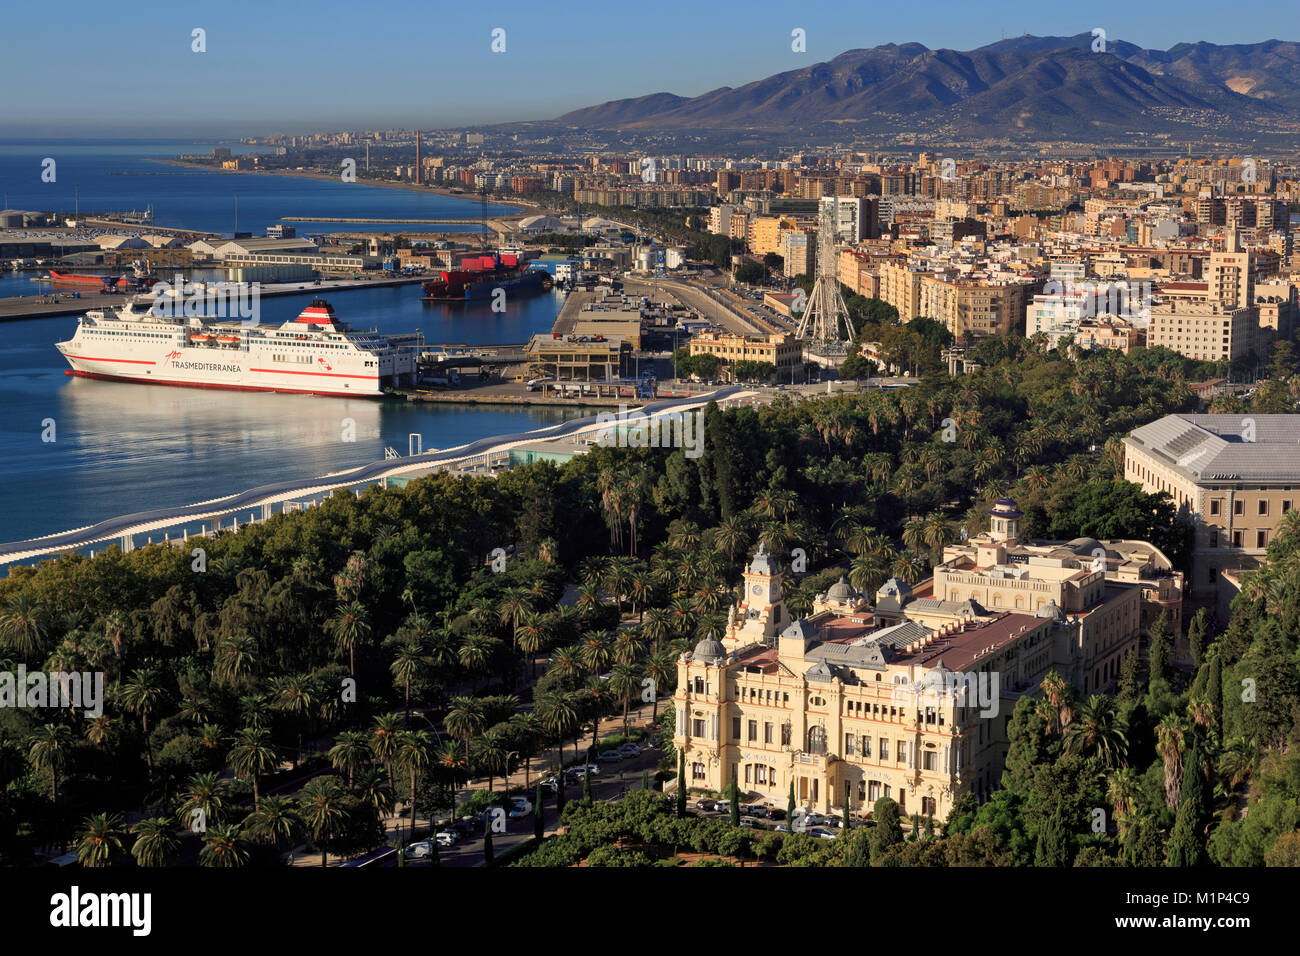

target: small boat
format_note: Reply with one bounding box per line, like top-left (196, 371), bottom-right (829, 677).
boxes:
top-left (191, 333), bottom-right (212, 341)
top-left (215, 335), bottom-right (240, 343)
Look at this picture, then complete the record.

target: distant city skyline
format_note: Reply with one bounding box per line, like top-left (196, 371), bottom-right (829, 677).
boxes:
top-left (1, 0), bottom-right (1294, 137)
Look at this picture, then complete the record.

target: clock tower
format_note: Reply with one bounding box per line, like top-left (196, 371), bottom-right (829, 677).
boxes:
top-left (724, 543), bottom-right (788, 650)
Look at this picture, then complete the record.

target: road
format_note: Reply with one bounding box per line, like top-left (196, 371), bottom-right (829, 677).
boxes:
top-left (407, 746), bottom-right (666, 867)
top-left (0, 386), bottom-right (745, 561)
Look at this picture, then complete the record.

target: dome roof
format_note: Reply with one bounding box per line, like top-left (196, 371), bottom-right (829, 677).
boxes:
top-left (692, 637), bottom-right (726, 662)
top-left (988, 497), bottom-right (1024, 519)
top-left (826, 576), bottom-right (858, 602)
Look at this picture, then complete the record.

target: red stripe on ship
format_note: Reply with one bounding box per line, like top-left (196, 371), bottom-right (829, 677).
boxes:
top-left (64, 370), bottom-right (377, 397)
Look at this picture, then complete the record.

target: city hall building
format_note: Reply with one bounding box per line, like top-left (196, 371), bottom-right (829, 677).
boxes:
top-left (674, 503), bottom-right (1155, 819)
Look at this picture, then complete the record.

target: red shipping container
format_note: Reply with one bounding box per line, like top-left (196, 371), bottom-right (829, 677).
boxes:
top-left (501, 254), bottom-right (517, 267)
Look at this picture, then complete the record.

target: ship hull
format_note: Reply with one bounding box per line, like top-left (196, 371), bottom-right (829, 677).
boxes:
top-left (422, 268), bottom-right (550, 302)
top-left (59, 344), bottom-right (385, 397)
top-left (48, 271), bottom-right (118, 288)
top-left (63, 367), bottom-right (379, 398)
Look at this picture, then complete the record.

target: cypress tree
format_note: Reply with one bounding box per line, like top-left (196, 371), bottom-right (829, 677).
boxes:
top-left (729, 765), bottom-right (740, 828)
top-left (556, 767), bottom-right (566, 815)
top-left (1148, 613), bottom-right (1171, 688)
top-left (676, 749), bottom-right (687, 818)
top-left (1188, 608), bottom-right (1209, 668)
top-left (1167, 739), bottom-right (1208, 867)
top-left (909, 813), bottom-right (921, 841)
top-left (1118, 648), bottom-right (1142, 702)
top-left (642, 769), bottom-right (652, 791)
top-left (843, 800), bottom-right (851, 834)
top-left (583, 765), bottom-right (593, 803)
top-left (787, 780), bottom-right (796, 823)
top-left (483, 816), bottom-right (494, 865)
top-left (534, 783), bottom-right (544, 841)
top-left (924, 812), bottom-right (935, 841)
top-left (1034, 803), bottom-right (1069, 866)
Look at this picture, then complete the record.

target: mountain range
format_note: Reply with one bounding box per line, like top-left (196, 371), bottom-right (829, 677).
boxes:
top-left (551, 35), bottom-right (1300, 141)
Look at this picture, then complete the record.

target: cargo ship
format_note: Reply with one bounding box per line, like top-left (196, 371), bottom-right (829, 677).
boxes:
top-left (47, 270), bottom-right (120, 289)
top-left (57, 299), bottom-right (420, 397)
top-left (421, 252), bottom-right (552, 302)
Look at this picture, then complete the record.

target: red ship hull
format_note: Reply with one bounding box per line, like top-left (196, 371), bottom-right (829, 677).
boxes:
top-left (48, 270), bottom-right (119, 288)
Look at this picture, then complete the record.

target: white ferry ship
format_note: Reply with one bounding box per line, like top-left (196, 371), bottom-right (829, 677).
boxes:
top-left (57, 299), bottom-right (420, 397)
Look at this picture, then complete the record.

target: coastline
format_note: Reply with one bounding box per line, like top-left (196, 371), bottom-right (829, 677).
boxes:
top-left (151, 157), bottom-right (540, 212)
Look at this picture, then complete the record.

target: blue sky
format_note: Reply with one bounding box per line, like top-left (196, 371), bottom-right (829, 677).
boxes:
top-left (1, 0), bottom-right (1292, 136)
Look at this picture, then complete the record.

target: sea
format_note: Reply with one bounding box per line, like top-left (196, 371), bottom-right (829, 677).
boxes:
top-left (0, 140), bottom-right (580, 547)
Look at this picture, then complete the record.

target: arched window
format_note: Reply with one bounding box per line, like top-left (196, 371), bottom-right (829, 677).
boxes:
top-left (807, 726), bottom-right (827, 755)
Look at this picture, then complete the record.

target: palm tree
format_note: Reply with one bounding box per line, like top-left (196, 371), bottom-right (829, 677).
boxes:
top-left (514, 612), bottom-right (549, 679)
top-left (77, 812), bottom-right (127, 867)
top-left (244, 795), bottom-right (302, 854)
top-left (270, 673), bottom-right (315, 764)
top-left (328, 730), bottom-right (372, 787)
top-left (177, 771), bottom-right (226, 832)
top-left (1039, 671), bottom-right (1073, 734)
top-left (228, 727), bottom-right (279, 811)
top-left (326, 601), bottom-right (371, 676)
top-left (199, 824), bottom-right (251, 867)
top-left (444, 697), bottom-right (487, 777)
top-left (1063, 695), bottom-right (1129, 768)
top-left (389, 640), bottom-right (424, 721)
top-left (369, 713), bottom-right (402, 785)
top-left (474, 729), bottom-right (509, 794)
top-left (214, 634), bottom-right (258, 688)
top-left (643, 652), bottom-right (674, 723)
top-left (642, 608), bottom-right (674, 653)
top-left (508, 712), bottom-right (543, 790)
top-left (27, 723), bottom-right (74, 802)
top-left (130, 817), bottom-right (181, 868)
top-left (580, 631), bottom-right (612, 677)
top-left (536, 690), bottom-right (579, 771)
top-left (0, 593), bottom-right (49, 658)
top-left (394, 730), bottom-right (433, 844)
top-left (298, 776), bottom-right (347, 867)
top-left (457, 633), bottom-right (501, 690)
top-left (497, 588), bottom-right (534, 651)
top-left (609, 664), bottom-right (641, 737)
top-left (352, 768), bottom-right (395, 822)
top-left (921, 513), bottom-right (956, 564)
top-left (1106, 768), bottom-right (1140, 840)
top-left (1156, 714), bottom-right (1187, 809)
top-left (120, 667), bottom-right (168, 779)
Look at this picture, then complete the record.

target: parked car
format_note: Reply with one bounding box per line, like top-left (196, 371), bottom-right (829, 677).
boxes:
top-left (434, 830), bottom-right (458, 847)
top-left (508, 798), bottom-right (533, 818)
top-left (617, 743), bottom-right (641, 756)
top-left (597, 750), bottom-right (623, 763)
top-left (714, 799), bottom-right (731, 814)
top-left (404, 839), bottom-right (435, 858)
top-left (808, 827), bottom-right (837, 840)
top-left (695, 798), bottom-right (717, 812)
top-left (739, 816), bottom-right (761, 829)
top-left (766, 808), bottom-right (786, 822)
top-left (774, 823), bottom-right (791, 833)
top-left (804, 812), bottom-right (829, 827)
